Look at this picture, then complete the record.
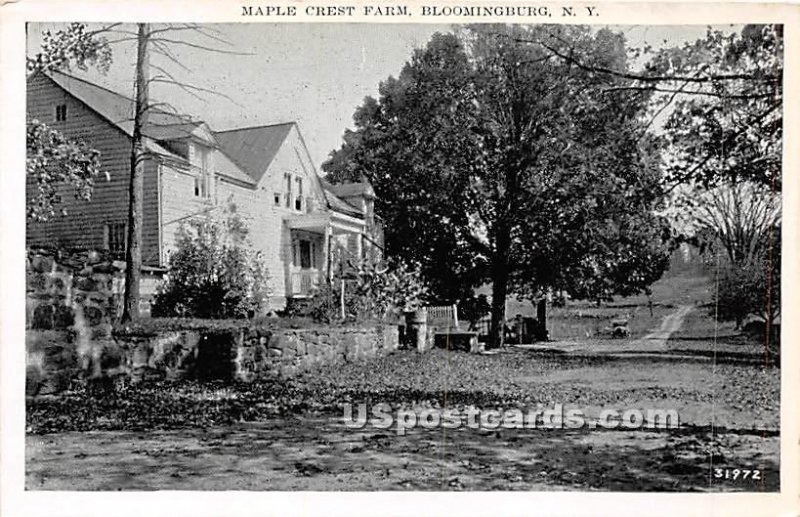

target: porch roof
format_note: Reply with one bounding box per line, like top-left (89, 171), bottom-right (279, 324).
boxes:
top-left (284, 211), bottom-right (364, 235)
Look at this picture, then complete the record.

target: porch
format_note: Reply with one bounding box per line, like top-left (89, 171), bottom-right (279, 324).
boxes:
top-left (283, 211), bottom-right (366, 298)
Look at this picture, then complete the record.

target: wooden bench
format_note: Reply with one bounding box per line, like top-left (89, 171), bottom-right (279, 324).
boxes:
top-left (426, 304), bottom-right (482, 352)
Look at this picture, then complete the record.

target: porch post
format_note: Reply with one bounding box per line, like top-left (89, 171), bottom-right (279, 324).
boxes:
top-left (324, 224), bottom-right (332, 282)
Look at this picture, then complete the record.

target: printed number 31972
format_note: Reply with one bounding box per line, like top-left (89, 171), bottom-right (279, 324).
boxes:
top-left (714, 468), bottom-right (761, 481)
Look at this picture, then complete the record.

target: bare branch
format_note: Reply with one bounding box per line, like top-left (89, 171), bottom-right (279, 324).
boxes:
top-left (149, 40), bottom-right (193, 72)
top-left (602, 85), bottom-right (774, 101)
top-left (148, 37), bottom-right (253, 56)
top-left (150, 77), bottom-right (237, 104)
top-left (521, 31), bottom-right (780, 86)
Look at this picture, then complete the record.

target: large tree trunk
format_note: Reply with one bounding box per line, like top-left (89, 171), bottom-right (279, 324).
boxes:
top-left (489, 224), bottom-right (511, 348)
top-left (121, 23), bottom-right (149, 323)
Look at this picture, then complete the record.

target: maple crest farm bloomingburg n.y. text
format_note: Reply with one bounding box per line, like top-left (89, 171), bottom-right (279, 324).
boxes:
top-left (239, 5), bottom-right (594, 18)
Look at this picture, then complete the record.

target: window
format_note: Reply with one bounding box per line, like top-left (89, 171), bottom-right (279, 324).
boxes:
top-left (193, 174), bottom-right (211, 198)
top-left (192, 146), bottom-right (213, 199)
top-left (274, 193), bottom-right (281, 206)
top-left (55, 104), bottom-right (67, 122)
top-left (284, 173), bottom-right (292, 208)
top-left (194, 168), bottom-right (212, 198)
top-left (295, 177), bottom-right (303, 211)
top-left (105, 222), bottom-right (126, 254)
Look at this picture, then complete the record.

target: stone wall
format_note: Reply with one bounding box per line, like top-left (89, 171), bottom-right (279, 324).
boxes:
top-left (25, 248), bottom-right (400, 395)
top-left (26, 248), bottom-right (157, 395)
top-left (27, 323), bottom-right (399, 395)
top-left (235, 324), bottom-right (399, 381)
top-left (26, 248), bottom-right (161, 333)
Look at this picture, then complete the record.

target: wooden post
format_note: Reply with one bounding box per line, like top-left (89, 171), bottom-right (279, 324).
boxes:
top-left (536, 298), bottom-right (547, 341)
top-left (339, 249), bottom-right (345, 320)
top-left (406, 307), bottom-right (428, 352)
top-left (324, 224), bottom-right (332, 282)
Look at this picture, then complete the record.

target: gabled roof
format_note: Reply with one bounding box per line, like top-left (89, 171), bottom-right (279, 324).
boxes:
top-left (319, 180), bottom-right (364, 218)
top-left (44, 70), bottom-right (205, 141)
top-left (213, 123), bottom-right (295, 182)
top-left (38, 70), bottom-right (254, 186)
top-left (323, 189), bottom-right (363, 218)
top-left (36, 70), bottom-right (369, 211)
top-left (325, 181), bottom-right (375, 200)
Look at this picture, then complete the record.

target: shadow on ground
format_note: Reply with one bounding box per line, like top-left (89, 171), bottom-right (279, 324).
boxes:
top-left (26, 417), bottom-right (779, 492)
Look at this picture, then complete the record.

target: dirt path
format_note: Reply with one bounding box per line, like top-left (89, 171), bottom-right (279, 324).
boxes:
top-left (634, 305), bottom-right (694, 351)
top-left (521, 305), bottom-right (694, 356)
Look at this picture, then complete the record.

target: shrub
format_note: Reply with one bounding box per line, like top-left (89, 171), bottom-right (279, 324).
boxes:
top-left (304, 256), bottom-right (429, 323)
top-left (152, 204), bottom-right (271, 319)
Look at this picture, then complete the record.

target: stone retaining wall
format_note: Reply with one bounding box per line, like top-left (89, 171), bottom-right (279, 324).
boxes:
top-left (27, 323), bottom-right (399, 395)
top-left (25, 248), bottom-right (400, 396)
top-left (26, 248), bottom-right (160, 334)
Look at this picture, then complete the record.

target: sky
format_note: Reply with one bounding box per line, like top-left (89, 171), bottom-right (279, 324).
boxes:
top-left (27, 23), bottom-right (733, 170)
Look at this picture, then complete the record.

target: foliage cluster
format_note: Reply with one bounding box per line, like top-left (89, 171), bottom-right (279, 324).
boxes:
top-left (303, 256), bottom-right (429, 324)
top-left (152, 205), bottom-right (271, 319)
top-left (26, 120), bottom-right (105, 222)
top-left (710, 232), bottom-right (781, 329)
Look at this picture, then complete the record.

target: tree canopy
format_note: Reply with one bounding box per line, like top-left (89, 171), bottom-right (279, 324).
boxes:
top-left (324, 25), bottom-right (672, 344)
top-left (655, 25), bottom-right (782, 190)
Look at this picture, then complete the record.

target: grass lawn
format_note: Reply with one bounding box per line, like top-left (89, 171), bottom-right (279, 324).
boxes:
top-left (512, 272), bottom-right (716, 341)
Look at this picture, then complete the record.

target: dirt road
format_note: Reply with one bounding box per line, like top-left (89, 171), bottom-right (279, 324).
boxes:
top-left (523, 305), bottom-right (696, 356)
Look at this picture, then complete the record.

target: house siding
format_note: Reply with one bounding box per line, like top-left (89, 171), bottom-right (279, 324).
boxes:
top-left (159, 161), bottom-right (215, 260)
top-left (253, 126), bottom-right (332, 305)
top-left (26, 73), bottom-right (160, 266)
top-left (27, 74), bottom-right (371, 312)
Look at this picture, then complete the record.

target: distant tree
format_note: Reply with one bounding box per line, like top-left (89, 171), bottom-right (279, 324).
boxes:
top-left (324, 25), bottom-right (671, 346)
top-left (682, 181), bottom-right (781, 265)
top-left (684, 182), bottom-right (781, 334)
top-left (712, 229), bottom-right (780, 340)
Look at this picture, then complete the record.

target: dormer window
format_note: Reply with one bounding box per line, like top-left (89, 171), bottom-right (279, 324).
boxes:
top-left (55, 104), bottom-right (67, 122)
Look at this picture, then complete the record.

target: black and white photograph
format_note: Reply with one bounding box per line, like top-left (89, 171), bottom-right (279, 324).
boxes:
top-left (1, 1), bottom-right (797, 512)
